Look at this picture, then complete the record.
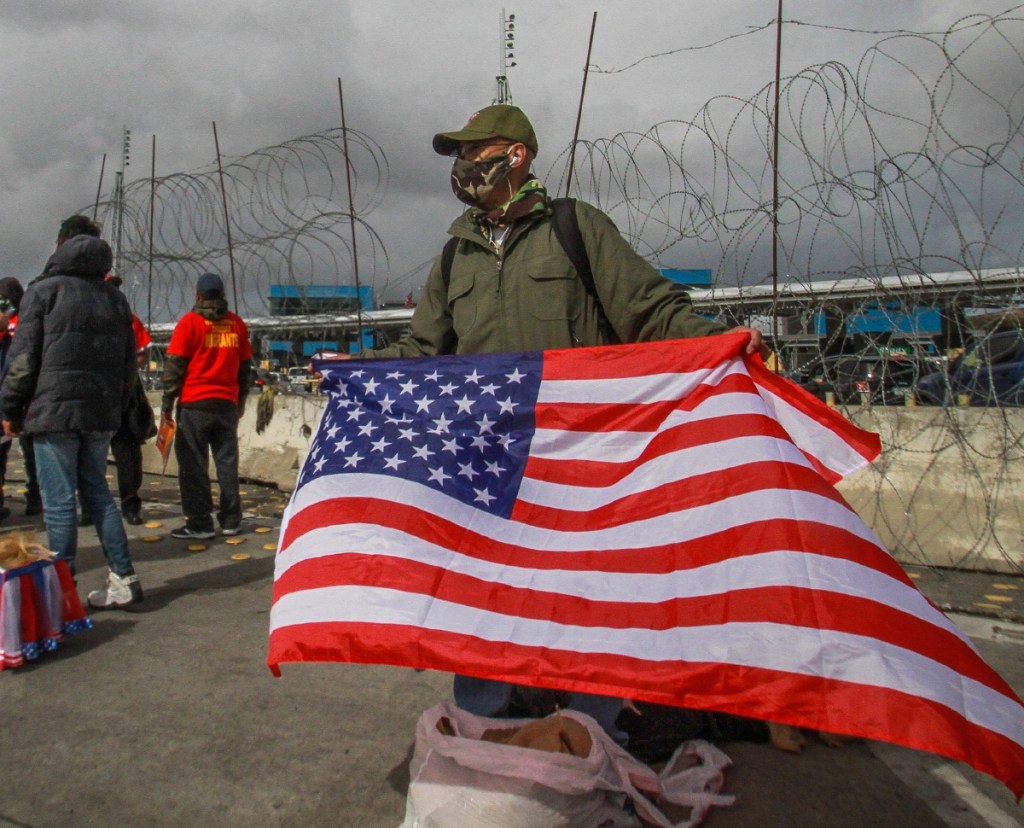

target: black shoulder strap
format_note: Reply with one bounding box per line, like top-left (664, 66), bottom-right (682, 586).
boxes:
top-left (440, 235), bottom-right (459, 289)
top-left (551, 197), bottom-right (618, 344)
top-left (549, 198), bottom-right (593, 297)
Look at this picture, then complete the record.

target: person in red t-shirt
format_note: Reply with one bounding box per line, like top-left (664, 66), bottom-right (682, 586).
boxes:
top-left (131, 314), bottom-right (152, 354)
top-left (160, 272), bottom-right (252, 540)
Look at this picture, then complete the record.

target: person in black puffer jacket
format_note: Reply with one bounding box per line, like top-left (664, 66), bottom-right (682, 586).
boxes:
top-left (0, 276), bottom-right (41, 522)
top-left (0, 215), bottom-right (143, 609)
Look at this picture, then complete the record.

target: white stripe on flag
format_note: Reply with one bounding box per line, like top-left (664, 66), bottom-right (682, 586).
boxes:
top-left (537, 360), bottom-right (744, 405)
top-left (755, 383), bottom-right (874, 479)
top-left (529, 390), bottom-right (776, 463)
top-left (282, 474), bottom-right (882, 555)
top-left (276, 522), bottom-right (955, 635)
top-left (520, 434), bottom-right (813, 509)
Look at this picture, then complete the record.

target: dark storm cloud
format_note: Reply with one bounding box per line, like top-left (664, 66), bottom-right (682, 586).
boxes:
top-left (0, 1), bottom-right (1019, 303)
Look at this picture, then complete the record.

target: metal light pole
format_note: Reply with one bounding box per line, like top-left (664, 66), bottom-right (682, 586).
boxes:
top-left (111, 127), bottom-right (131, 278)
top-left (92, 153), bottom-right (107, 222)
top-left (212, 121), bottom-right (240, 310)
top-left (565, 12), bottom-right (598, 198)
top-left (148, 134), bottom-right (156, 330)
top-left (337, 78), bottom-right (364, 346)
top-left (771, 0), bottom-right (783, 364)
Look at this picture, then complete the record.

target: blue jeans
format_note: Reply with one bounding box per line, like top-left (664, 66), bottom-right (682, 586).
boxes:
top-left (34, 431), bottom-right (134, 576)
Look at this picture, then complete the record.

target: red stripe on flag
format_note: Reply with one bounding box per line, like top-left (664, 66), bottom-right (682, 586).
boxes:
top-left (267, 622), bottom-right (1024, 798)
top-left (540, 333), bottom-right (747, 381)
top-left (277, 496), bottom-right (910, 582)
top-left (536, 398), bottom-right (690, 434)
top-left (514, 459), bottom-right (850, 531)
top-left (533, 373), bottom-right (756, 432)
top-left (524, 412), bottom-right (826, 486)
top-left (271, 552), bottom-right (1013, 699)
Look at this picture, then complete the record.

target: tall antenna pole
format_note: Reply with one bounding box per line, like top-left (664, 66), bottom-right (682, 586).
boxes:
top-left (337, 78), bottom-right (364, 348)
top-left (771, 0), bottom-right (783, 363)
top-left (148, 134), bottom-right (156, 330)
top-left (111, 127), bottom-right (131, 277)
top-left (93, 153), bottom-right (107, 222)
top-left (494, 9), bottom-right (516, 105)
top-left (212, 121), bottom-right (239, 310)
top-left (112, 173), bottom-right (124, 275)
top-left (564, 11), bottom-right (597, 198)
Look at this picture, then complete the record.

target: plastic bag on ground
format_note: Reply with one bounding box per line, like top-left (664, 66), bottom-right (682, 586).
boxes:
top-left (400, 702), bottom-right (734, 828)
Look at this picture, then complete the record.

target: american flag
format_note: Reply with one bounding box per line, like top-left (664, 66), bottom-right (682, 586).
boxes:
top-left (268, 333), bottom-right (1024, 797)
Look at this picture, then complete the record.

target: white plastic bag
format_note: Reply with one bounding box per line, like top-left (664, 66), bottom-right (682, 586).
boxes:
top-left (400, 703), bottom-right (734, 828)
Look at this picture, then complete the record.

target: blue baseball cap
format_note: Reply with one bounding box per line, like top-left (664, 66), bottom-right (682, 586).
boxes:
top-left (197, 272), bottom-right (224, 298)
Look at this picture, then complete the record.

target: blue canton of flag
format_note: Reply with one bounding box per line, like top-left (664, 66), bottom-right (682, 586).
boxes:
top-left (299, 352), bottom-right (543, 518)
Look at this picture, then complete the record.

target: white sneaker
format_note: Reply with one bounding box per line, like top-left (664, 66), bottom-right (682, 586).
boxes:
top-left (87, 570), bottom-right (144, 610)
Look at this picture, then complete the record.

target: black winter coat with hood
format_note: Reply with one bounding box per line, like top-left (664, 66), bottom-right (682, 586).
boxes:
top-left (0, 234), bottom-right (136, 435)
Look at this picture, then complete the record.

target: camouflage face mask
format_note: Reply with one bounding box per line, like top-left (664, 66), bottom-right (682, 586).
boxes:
top-left (450, 153), bottom-right (514, 207)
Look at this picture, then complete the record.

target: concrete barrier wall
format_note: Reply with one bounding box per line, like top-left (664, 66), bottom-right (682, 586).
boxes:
top-left (143, 391), bottom-right (1024, 575)
top-left (836, 406), bottom-right (1023, 575)
top-left (141, 390), bottom-right (320, 493)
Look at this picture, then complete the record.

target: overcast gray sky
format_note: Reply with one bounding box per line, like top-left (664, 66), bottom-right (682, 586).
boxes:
top-left (1, 1), bottom-right (1020, 317)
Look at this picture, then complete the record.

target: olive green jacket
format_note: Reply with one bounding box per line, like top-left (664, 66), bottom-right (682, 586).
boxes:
top-left (365, 199), bottom-right (725, 358)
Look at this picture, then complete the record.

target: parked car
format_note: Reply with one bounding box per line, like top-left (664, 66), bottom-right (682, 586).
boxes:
top-left (916, 330), bottom-right (1024, 406)
top-left (253, 367), bottom-right (287, 392)
top-left (792, 355), bottom-right (860, 403)
top-left (282, 365), bottom-right (319, 393)
top-left (794, 353), bottom-right (940, 406)
top-left (858, 356), bottom-right (942, 406)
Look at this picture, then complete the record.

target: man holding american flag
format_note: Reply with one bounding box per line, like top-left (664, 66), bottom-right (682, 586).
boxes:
top-left (268, 104), bottom-right (1024, 798)
top-left (276, 103), bottom-right (765, 740)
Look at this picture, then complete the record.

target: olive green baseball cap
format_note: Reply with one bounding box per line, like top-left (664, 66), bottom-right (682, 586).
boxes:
top-left (432, 105), bottom-right (539, 156)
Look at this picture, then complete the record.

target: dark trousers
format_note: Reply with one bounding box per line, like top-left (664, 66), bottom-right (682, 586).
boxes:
top-left (0, 438), bottom-right (11, 512)
top-left (175, 404), bottom-right (241, 532)
top-left (22, 437), bottom-right (40, 506)
top-left (110, 433), bottom-right (143, 516)
top-left (0, 436), bottom-right (41, 510)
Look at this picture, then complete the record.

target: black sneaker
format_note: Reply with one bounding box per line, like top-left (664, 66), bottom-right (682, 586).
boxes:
top-left (221, 522), bottom-right (242, 536)
top-left (124, 511), bottom-right (144, 526)
top-left (170, 525), bottom-right (216, 540)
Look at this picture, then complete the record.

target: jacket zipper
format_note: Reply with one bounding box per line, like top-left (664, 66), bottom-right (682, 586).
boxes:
top-left (495, 252), bottom-right (506, 351)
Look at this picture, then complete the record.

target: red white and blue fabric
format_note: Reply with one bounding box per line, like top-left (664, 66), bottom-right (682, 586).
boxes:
top-left (268, 333), bottom-right (1024, 797)
top-left (1, 558), bottom-right (92, 669)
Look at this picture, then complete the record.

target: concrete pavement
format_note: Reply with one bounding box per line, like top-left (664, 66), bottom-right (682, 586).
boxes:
top-left (1, 459), bottom-right (1022, 827)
